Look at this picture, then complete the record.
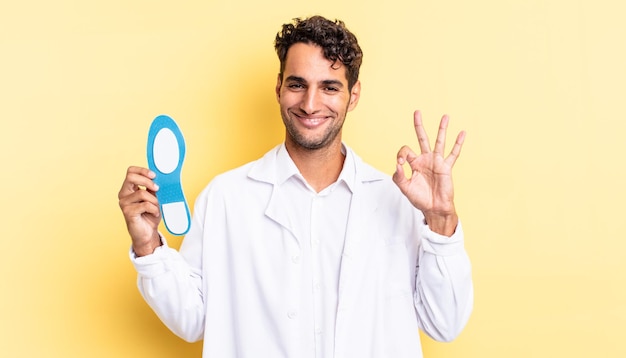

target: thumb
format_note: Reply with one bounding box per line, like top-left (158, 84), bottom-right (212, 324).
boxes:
top-left (392, 162), bottom-right (411, 194)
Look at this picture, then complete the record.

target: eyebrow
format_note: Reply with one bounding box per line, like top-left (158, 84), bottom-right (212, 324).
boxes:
top-left (321, 79), bottom-right (345, 88)
top-left (284, 75), bottom-right (345, 88)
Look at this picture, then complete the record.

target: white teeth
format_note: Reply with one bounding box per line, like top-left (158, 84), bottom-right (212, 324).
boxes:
top-left (294, 114), bottom-right (326, 126)
top-left (304, 117), bottom-right (325, 124)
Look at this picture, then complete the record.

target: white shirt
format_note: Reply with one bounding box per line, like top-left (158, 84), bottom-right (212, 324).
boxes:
top-left (280, 146), bottom-right (352, 358)
top-left (131, 144), bottom-right (473, 358)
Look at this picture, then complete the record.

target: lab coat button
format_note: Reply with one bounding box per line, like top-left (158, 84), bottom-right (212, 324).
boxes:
top-left (291, 255), bottom-right (300, 264)
top-left (287, 310), bottom-right (298, 319)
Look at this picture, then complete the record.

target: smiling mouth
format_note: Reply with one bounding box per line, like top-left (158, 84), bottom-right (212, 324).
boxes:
top-left (293, 113), bottom-right (329, 128)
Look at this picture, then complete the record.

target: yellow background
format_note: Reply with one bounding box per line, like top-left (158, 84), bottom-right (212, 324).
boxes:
top-left (1, 0), bottom-right (624, 357)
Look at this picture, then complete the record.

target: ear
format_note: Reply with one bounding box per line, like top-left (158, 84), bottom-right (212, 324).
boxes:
top-left (275, 73), bottom-right (282, 102)
top-left (347, 80), bottom-right (361, 112)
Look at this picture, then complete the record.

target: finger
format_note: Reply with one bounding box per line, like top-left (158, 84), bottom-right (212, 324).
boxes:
top-left (119, 190), bottom-right (161, 223)
top-left (396, 145), bottom-right (419, 168)
top-left (127, 166), bottom-right (157, 185)
top-left (130, 187), bottom-right (160, 205)
top-left (118, 176), bottom-right (154, 200)
top-left (118, 166), bottom-right (158, 199)
top-left (121, 199), bottom-right (161, 220)
top-left (119, 188), bottom-right (159, 210)
top-left (394, 145), bottom-right (420, 195)
top-left (392, 162), bottom-right (411, 194)
top-left (413, 110), bottom-right (431, 154)
top-left (445, 130), bottom-right (466, 167)
top-left (433, 114), bottom-right (449, 155)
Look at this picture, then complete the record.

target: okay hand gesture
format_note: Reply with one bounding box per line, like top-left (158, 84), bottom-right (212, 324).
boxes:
top-left (392, 110), bottom-right (466, 236)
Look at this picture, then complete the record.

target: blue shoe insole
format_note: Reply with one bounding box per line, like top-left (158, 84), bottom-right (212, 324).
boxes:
top-left (147, 114), bottom-right (191, 235)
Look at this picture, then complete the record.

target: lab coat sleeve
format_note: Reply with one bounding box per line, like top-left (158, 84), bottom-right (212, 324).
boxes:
top-left (130, 220), bottom-right (206, 342)
top-left (414, 221), bottom-right (474, 342)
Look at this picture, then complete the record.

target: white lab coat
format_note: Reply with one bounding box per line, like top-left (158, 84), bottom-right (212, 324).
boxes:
top-left (132, 144), bottom-right (473, 358)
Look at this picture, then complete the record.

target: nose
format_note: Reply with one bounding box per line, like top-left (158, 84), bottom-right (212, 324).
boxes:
top-left (300, 88), bottom-right (320, 114)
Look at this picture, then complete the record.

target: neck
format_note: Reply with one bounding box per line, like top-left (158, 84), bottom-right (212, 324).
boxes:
top-left (285, 140), bottom-right (345, 193)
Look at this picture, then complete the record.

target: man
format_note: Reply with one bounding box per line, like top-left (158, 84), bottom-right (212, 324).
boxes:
top-left (118, 15), bottom-right (473, 358)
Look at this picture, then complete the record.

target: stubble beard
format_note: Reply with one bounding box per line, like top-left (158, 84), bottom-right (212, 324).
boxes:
top-left (282, 112), bottom-right (345, 151)
top-left (282, 98), bottom-right (352, 151)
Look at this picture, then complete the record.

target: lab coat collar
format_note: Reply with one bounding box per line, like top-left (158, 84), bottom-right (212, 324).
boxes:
top-left (247, 143), bottom-right (386, 189)
top-left (247, 143), bottom-right (387, 245)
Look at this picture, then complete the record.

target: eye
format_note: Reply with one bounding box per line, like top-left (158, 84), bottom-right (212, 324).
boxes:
top-left (324, 86), bottom-right (339, 92)
top-left (287, 83), bottom-right (304, 90)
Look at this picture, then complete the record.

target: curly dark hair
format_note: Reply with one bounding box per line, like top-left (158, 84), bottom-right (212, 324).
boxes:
top-left (274, 16), bottom-right (363, 90)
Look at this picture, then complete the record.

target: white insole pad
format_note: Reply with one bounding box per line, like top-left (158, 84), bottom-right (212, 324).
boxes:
top-left (153, 128), bottom-right (179, 174)
top-left (161, 202), bottom-right (190, 235)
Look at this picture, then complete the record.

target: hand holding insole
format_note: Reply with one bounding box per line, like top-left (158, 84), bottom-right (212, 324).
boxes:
top-left (147, 115), bottom-right (191, 235)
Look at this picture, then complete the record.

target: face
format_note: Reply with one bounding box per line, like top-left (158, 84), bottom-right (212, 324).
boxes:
top-left (276, 42), bottom-right (361, 151)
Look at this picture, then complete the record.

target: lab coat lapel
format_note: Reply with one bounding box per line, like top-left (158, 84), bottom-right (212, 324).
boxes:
top-left (334, 157), bottom-right (386, 348)
top-left (248, 145), bottom-right (300, 244)
top-left (342, 149), bottom-right (387, 257)
top-left (340, 178), bottom-right (381, 274)
top-left (264, 185), bottom-right (298, 242)
top-left (337, 154), bottom-right (386, 299)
